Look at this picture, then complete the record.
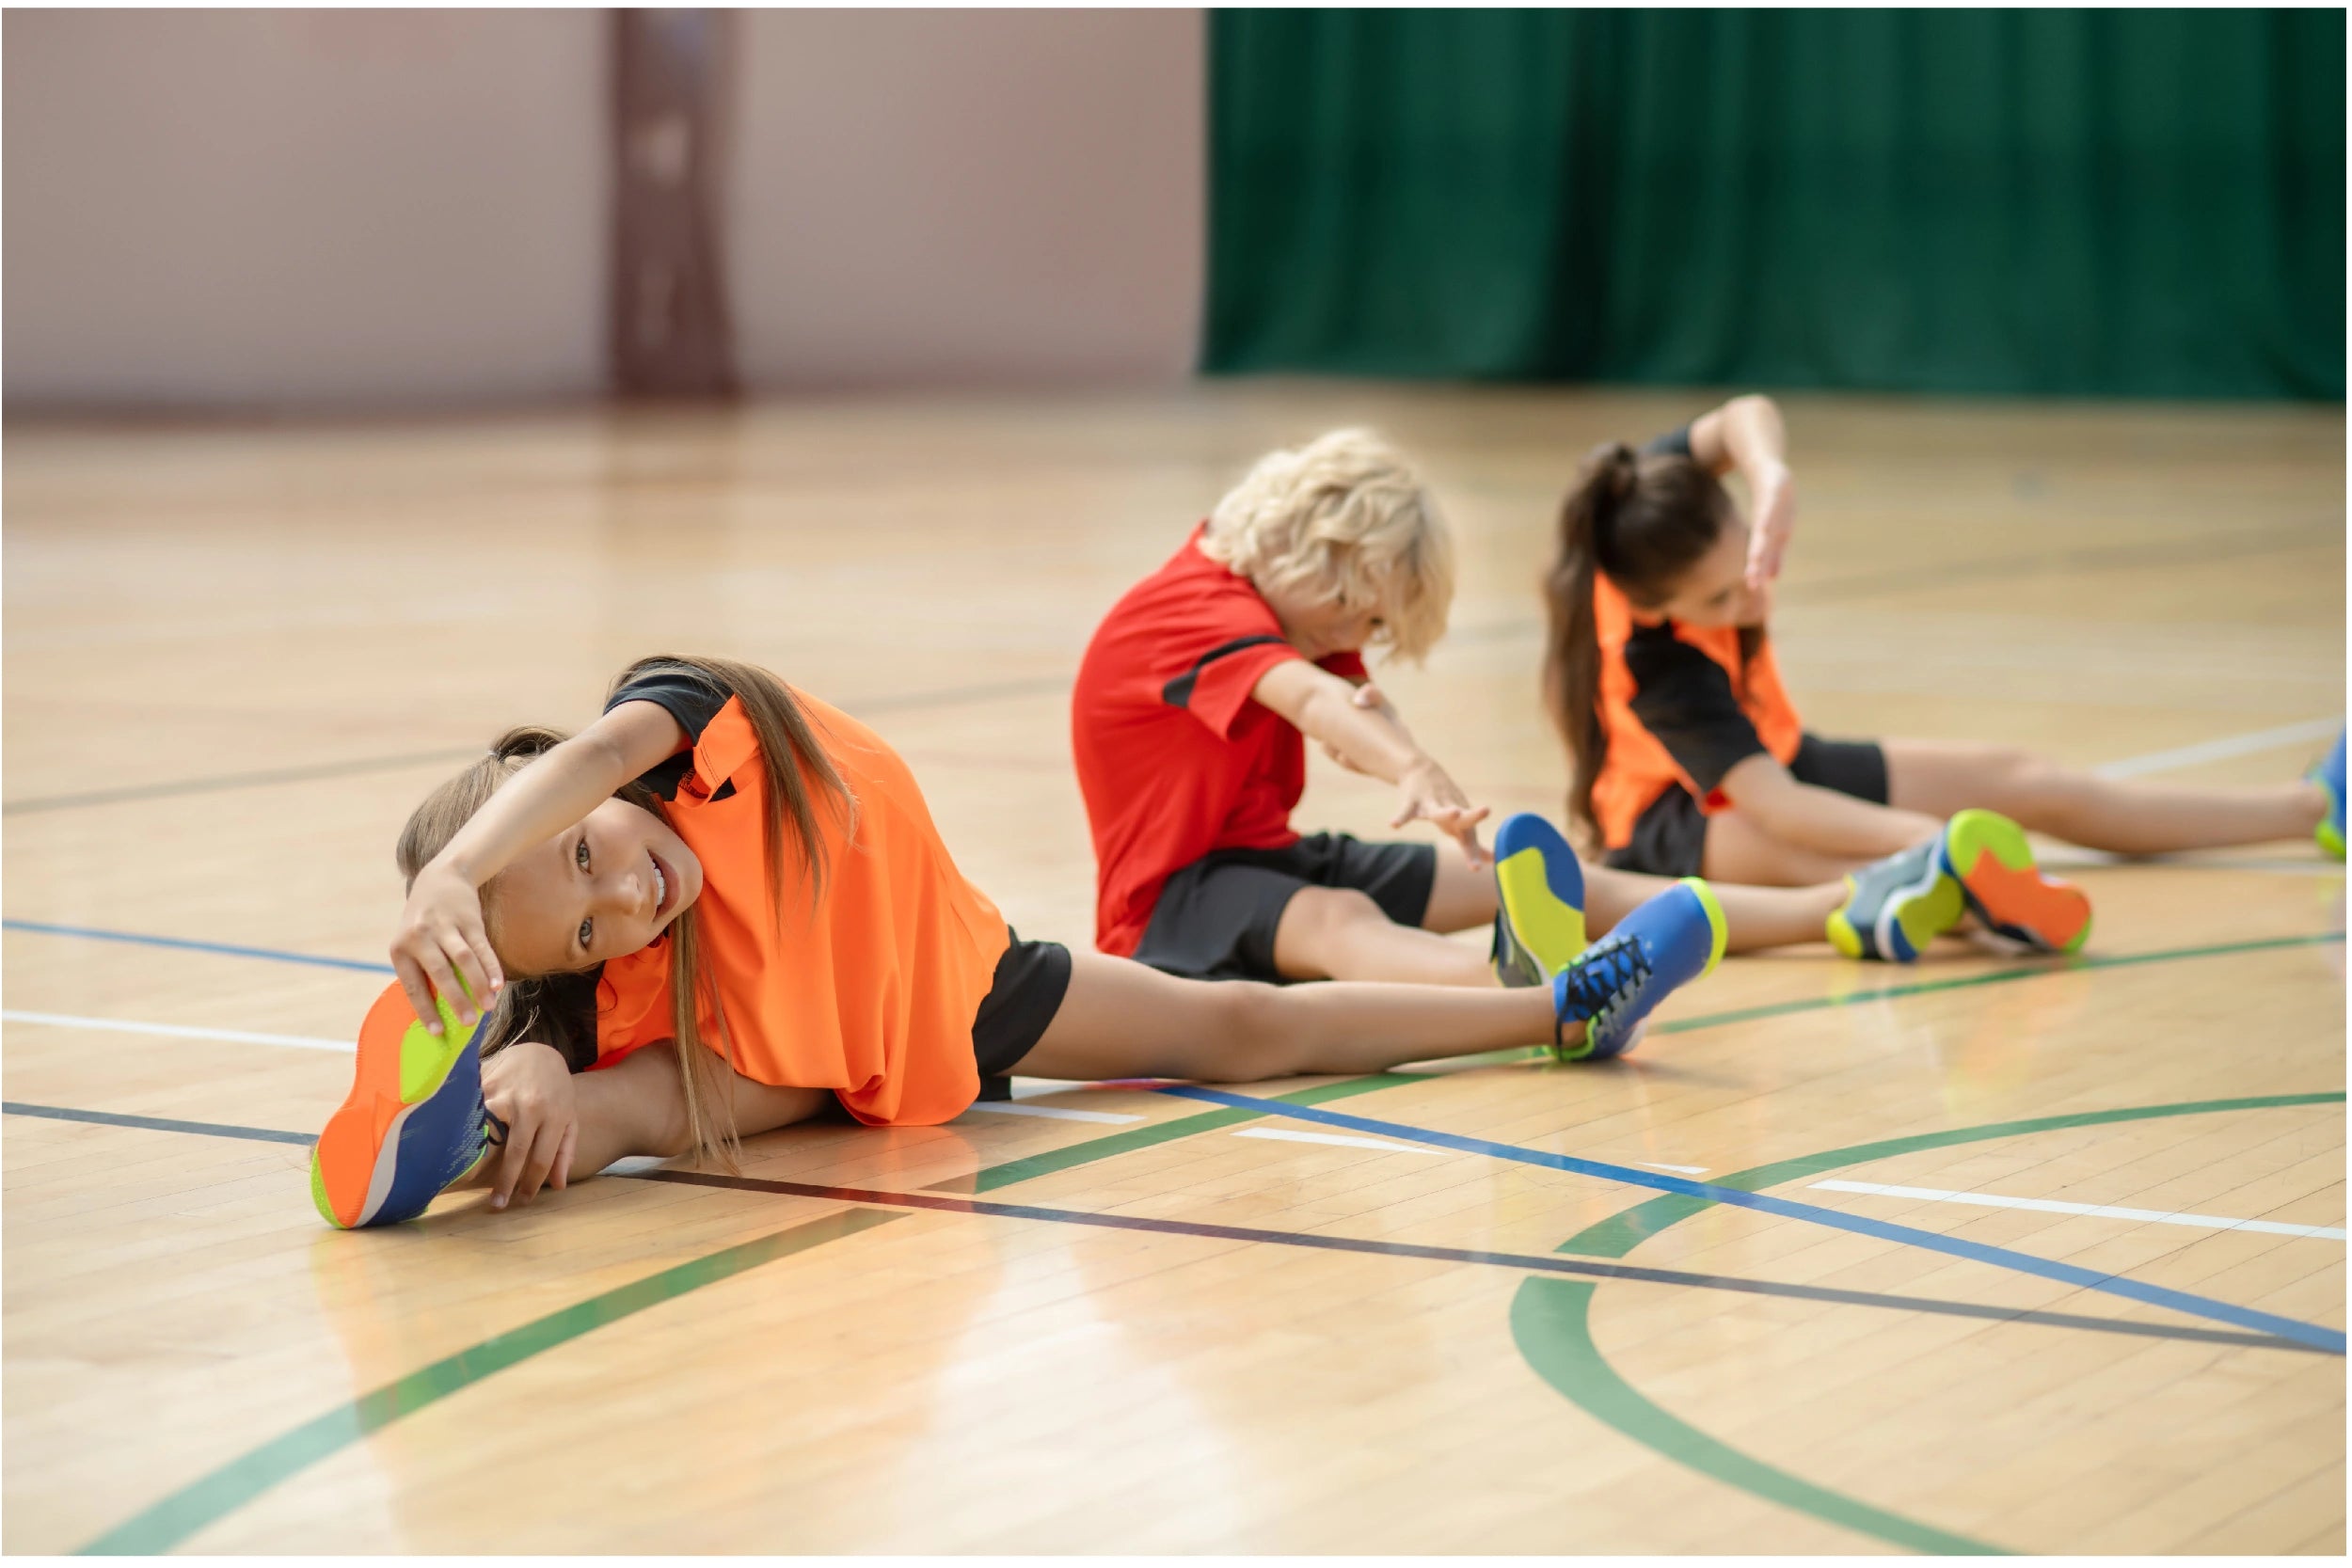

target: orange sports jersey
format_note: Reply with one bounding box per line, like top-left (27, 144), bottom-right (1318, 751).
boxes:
top-left (1590, 573), bottom-right (1804, 849)
top-left (592, 689), bottom-right (1009, 1127)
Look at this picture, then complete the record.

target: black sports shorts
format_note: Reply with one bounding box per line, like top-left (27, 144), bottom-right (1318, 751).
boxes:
top-left (1602, 734), bottom-right (1889, 879)
top-left (1129, 832), bottom-right (1438, 984)
top-left (970, 930), bottom-right (1074, 1097)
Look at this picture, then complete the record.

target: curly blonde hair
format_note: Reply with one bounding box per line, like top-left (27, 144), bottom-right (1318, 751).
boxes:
top-left (1200, 428), bottom-right (1454, 662)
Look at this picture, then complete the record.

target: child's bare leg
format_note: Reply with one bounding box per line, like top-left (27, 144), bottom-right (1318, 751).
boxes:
top-left (457, 1043), bottom-right (830, 1193)
top-left (1885, 738), bottom-right (2327, 855)
top-left (1271, 882), bottom-right (1495, 988)
top-left (1587, 863), bottom-right (1840, 953)
top-left (1701, 809), bottom-right (1880, 887)
top-left (1009, 950), bottom-right (1561, 1083)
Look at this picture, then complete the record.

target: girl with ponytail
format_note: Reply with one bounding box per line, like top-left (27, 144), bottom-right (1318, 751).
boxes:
top-left (1540, 395), bottom-right (2342, 965)
top-left (314, 652), bottom-right (1735, 1228)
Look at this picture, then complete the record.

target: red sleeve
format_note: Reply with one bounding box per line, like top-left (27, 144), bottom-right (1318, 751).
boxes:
top-left (1318, 650), bottom-right (1369, 683)
top-left (1168, 634), bottom-right (1302, 739)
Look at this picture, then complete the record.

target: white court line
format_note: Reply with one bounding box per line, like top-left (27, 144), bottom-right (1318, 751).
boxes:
top-left (2, 1008), bottom-right (352, 1053)
top-left (961, 1101), bottom-right (1143, 1125)
top-left (1233, 1126), bottom-right (1448, 1156)
top-left (2094, 718), bottom-right (2339, 779)
top-left (1636, 1161), bottom-right (1710, 1174)
top-left (1810, 1179), bottom-right (2345, 1240)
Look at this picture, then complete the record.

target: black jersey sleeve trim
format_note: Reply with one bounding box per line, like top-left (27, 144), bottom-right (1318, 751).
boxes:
top-left (1161, 634), bottom-right (1289, 708)
top-left (1622, 622), bottom-right (1767, 795)
top-left (1642, 423), bottom-right (1695, 459)
top-left (608, 671), bottom-right (735, 801)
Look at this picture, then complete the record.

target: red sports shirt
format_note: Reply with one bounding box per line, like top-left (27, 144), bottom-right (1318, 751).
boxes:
top-left (1073, 523), bottom-right (1365, 956)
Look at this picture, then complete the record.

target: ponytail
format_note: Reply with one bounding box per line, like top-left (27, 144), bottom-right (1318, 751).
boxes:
top-left (1544, 443), bottom-right (1636, 846)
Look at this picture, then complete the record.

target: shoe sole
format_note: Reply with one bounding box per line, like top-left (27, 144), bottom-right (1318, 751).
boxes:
top-left (1827, 857), bottom-right (1963, 963)
top-left (1942, 809), bottom-right (2091, 955)
top-left (312, 985), bottom-right (475, 1229)
top-left (1492, 816), bottom-right (1586, 985)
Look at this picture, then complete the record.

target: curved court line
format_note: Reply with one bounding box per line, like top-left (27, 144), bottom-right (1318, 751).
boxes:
top-left (1158, 1086), bottom-right (2348, 1354)
top-left (1510, 1091), bottom-right (2347, 1556)
top-left (9, 1098), bottom-right (2309, 1358)
top-left (46, 1088), bottom-right (2330, 1557)
top-left (50, 935), bottom-right (2346, 1550)
top-left (78, 1208), bottom-right (905, 1556)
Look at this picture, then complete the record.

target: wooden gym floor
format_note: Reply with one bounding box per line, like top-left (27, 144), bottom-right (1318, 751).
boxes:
top-left (3, 386), bottom-right (2344, 1554)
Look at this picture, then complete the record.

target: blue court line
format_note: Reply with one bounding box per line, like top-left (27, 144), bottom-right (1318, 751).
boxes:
top-left (2, 1101), bottom-right (314, 1146)
top-left (0, 919), bottom-right (393, 974)
top-left (1161, 1086), bottom-right (2349, 1356)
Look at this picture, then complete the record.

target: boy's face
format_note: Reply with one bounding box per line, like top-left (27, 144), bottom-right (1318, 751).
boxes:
top-left (1258, 578), bottom-right (1384, 661)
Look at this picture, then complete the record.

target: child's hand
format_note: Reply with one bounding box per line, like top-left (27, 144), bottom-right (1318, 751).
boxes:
top-left (390, 863), bottom-right (503, 1033)
top-left (1745, 461), bottom-right (1796, 590)
top-left (1393, 760), bottom-right (1491, 868)
top-left (1318, 682), bottom-right (1390, 775)
top-left (480, 1041), bottom-right (579, 1210)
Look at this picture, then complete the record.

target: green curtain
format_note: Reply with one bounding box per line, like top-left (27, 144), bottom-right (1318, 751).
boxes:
top-left (1206, 9), bottom-right (2345, 399)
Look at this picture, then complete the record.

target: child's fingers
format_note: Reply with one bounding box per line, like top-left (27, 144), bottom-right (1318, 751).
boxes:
top-left (443, 933), bottom-right (497, 1022)
top-left (514, 1120), bottom-right (563, 1204)
top-left (390, 956), bottom-right (444, 1037)
top-left (459, 911), bottom-right (504, 995)
top-left (489, 1122), bottom-right (532, 1208)
top-left (421, 942), bottom-right (479, 1026)
top-left (550, 1120), bottom-right (578, 1192)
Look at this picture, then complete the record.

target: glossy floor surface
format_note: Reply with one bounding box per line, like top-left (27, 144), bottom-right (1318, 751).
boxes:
top-left (5, 387), bottom-right (2344, 1553)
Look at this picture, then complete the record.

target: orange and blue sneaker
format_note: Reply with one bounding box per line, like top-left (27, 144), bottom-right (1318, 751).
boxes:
top-left (1937, 809), bottom-right (2091, 955)
top-left (1491, 812), bottom-right (1588, 987)
top-left (1549, 878), bottom-right (1727, 1061)
top-left (2311, 730), bottom-right (2344, 861)
top-left (311, 981), bottom-right (500, 1230)
top-left (1827, 836), bottom-right (1966, 962)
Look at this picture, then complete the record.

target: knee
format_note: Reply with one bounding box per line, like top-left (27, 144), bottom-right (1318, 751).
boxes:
top-left (1279, 887), bottom-right (1389, 963)
top-left (1198, 981), bottom-right (1297, 1082)
top-left (1983, 746), bottom-right (2071, 811)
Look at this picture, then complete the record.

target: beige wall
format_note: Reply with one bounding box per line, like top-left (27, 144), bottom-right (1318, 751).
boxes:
top-left (3, 9), bottom-right (608, 411)
top-left (730, 9), bottom-right (1204, 388)
top-left (2, 9), bottom-right (1205, 410)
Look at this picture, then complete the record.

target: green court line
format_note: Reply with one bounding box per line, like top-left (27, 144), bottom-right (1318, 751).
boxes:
top-left (1508, 1091), bottom-right (2347, 1556)
top-left (79, 1209), bottom-right (902, 1555)
top-left (72, 928), bottom-right (2342, 1552)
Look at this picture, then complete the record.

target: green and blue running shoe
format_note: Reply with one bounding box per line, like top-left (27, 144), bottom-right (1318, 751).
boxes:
top-left (2312, 730), bottom-right (2344, 862)
top-left (311, 981), bottom-right (500, 1229)
top-left (1827, 836), bottom-right (1965, 962)
top-left (1549, 878), bottom-right (1727, 1062)
top-left (1937, 809), bottom-right (2091, 955)
top-left (1491, 812), bottom-right (1588, 987)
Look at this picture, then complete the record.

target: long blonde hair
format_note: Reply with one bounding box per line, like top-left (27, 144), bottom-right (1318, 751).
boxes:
top-left (1200, 428), bottom-right (1454, 662)
top-left (395, 655), bottom-right (853, 1164)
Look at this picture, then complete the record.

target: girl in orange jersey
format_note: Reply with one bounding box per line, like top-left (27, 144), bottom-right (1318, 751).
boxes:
top-left (312, 655), bottom-right (1726, 1227)
top-left (1541, 394), bottom-right (2342, 962)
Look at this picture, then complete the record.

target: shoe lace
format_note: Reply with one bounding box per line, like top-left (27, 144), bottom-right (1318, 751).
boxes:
top-left (1556, 933), bottom-right (1652, 1051)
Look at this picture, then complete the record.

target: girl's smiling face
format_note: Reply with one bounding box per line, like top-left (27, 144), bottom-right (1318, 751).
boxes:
top-left (487, 797), bottom-right (704, 976)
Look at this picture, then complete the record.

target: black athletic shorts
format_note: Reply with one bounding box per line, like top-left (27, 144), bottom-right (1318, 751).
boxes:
top-left (970, 929), bottom-right (1073, 1099)
top-left (1129, 832), bottom-right (1438, 985)
top-left (1603, 734), bottom-right (1889, 879)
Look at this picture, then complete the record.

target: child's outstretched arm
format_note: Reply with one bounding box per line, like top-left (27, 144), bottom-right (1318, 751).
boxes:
top-left (1251, 660), bottom-right (1491, 866)
top-left (1688, 393), bottom-right (1796, 591)
top-left (391, 701), bottom-right (688, 1030)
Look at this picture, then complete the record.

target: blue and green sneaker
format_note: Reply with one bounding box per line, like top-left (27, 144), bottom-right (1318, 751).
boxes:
top-left (2312, 730), bottom-right (2344, 862)
top-left (1491, 813), bottom-right (1588, 987)
top-left (1550, 878), bottom-right (1727, 1061)
top-left (311, 981), bottom-right (500, 1229)
top-left (1827, 836), bottom-right (1965, 962)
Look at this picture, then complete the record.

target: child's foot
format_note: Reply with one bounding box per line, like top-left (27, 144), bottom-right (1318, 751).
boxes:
top-left (1491, 812), bottom-right (1588, 986)
top-left (1937, 809), bottom-right (2092, 955)
top-left (2312, 730), bottom-right (2344, 861)
top-left (1827, 836), bottom-right (1965, 962)
top-left (1550, 878), bottom-right (1727, 1061)
top-left (312, 982), bottom-right (499, 1229)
